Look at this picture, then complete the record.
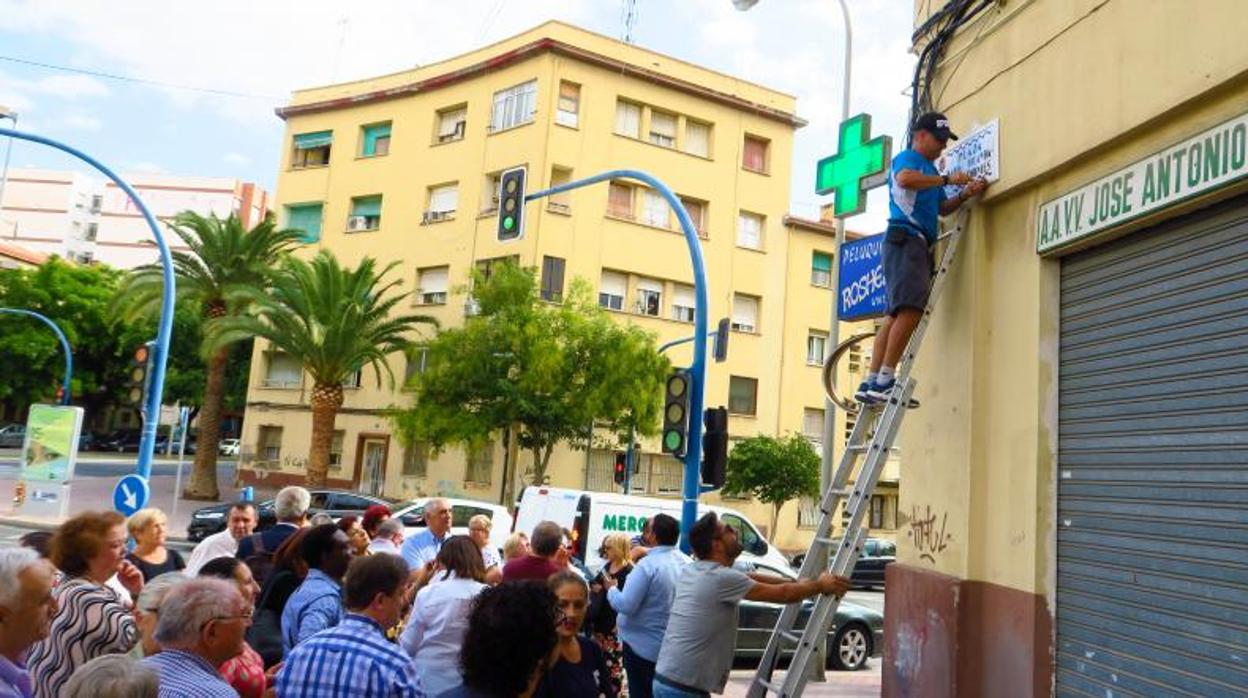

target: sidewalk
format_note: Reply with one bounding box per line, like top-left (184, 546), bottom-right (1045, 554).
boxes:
top-left (724, 664), bottom-right (882, 697)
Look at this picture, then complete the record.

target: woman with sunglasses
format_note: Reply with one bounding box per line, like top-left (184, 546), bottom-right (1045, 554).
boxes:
top-left (589, 534), bottom-right (633, 696)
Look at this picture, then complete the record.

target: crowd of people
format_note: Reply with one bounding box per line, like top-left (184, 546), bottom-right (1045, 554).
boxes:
top-left (0, 485), bottom-right (850, 698)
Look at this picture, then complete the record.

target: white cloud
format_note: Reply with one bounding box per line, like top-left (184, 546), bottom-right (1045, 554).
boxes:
top-left (123, 160), bottom-right (166, 174)
top-left (222, 152), bottom-right (250, 166)
top-left (35, 74), bottom-right (109, 99)
top-left (59, 113), bottom-right (101, 131)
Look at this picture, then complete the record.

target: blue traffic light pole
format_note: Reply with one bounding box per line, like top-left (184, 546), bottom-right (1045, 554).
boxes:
top-left (526, 170), bottom-right (708, 553)
top-left (0, 128), bottom-right (175, 484)
top-left (0, 308), bottom-right (73, 405)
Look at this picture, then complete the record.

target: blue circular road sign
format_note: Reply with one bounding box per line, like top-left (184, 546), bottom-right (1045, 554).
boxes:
top-left (113, 474), bottom-right (150, 517)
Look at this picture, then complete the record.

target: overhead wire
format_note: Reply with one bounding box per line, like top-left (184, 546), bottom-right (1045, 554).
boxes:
top-left (0, 53), bottom-right (284, 101)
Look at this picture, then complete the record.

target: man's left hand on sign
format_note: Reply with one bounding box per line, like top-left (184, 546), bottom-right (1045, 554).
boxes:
top-left (963, 178), bottom-right (988, 197)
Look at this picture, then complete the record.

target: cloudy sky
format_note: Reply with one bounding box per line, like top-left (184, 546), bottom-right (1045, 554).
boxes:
top-left (0, 0), bottom-right (916, 232)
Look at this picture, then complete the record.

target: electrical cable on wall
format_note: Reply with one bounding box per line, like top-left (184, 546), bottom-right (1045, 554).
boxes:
top-left (905, 0), bottom-right (994, 144)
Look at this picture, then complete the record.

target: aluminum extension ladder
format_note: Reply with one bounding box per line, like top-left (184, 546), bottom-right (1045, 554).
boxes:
top-left (747, 208), bottom-right (972, 698)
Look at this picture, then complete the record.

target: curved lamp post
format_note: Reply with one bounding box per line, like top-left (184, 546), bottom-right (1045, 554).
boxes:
top-left (0, 307), bottom-right (72, 405)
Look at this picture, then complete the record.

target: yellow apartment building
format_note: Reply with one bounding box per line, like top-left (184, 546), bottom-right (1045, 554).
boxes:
top-left (237, 21), bottom-right (894, 551)
top-left (884, 1), bottom-right (1248, 695)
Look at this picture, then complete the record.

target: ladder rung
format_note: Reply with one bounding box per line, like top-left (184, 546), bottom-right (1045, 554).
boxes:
top-left (780, 630), bottom-right (803, 643)
top-left (755, 678), bottom-right (783, 694)
top-left (814, 536), bottom-right (837, 546)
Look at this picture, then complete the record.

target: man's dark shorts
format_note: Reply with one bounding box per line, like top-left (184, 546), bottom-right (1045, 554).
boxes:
top-left (882, 225), bottom-right (935, 316)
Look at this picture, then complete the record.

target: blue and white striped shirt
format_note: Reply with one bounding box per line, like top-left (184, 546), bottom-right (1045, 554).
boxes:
top-left (140, 649), bottom-right (237, 698)
top-left (276, 614), bottom-right (425, 698)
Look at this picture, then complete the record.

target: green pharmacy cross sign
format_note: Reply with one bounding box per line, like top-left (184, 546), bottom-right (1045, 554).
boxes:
top-left (815, 113), bottom-right (893, 219)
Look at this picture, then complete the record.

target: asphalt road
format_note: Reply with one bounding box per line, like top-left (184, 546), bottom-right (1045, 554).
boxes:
top-left (0, 454), bottom-right (237, 479)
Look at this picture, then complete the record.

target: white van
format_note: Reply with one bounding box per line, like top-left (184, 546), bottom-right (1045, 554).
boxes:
top-left (514, 486), bottom-right (793, 572)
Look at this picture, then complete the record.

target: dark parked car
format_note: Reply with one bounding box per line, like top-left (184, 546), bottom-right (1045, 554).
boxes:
top-left (734, 560), bottom-right (884, 671)
top-left (0, 424), bottom-right (26, 448)
top-left (76, 433), bottom-right (98, 452)
top-left (186, 489), bottom-right (402, 541)
top-left (99, 430), bottom-right (171, 453)
top-left (790, 538), bottom-right (896, 589)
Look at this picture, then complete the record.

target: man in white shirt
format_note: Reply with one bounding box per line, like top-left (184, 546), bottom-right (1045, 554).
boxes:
top-left (184, 503), bottom-right (257, 576)
top-left (367, 518), bottom-right (405, 556)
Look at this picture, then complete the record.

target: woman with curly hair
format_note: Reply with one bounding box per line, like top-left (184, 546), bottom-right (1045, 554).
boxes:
top-left (27, 511), bottom-right (145, 698)
top-left (443, 582), bottom-right (559, 698)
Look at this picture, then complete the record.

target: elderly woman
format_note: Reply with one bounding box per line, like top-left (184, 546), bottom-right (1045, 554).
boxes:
top-left (124, 508), bottom-right (185, 582)
top-left (199, 557), bottom-right (266, 698)
top-left (467, 514), bottom-right (502, 582)
top-left (502, 531), bottom-right (530, 563)
top-left (62, 654), bottom-right (159, 698)
top-left (337, 515), bottom-right (371, 557)
top-left (132, 572), bottom-right (188, 657)
top-left (27, 511), bottom-right (145, 698)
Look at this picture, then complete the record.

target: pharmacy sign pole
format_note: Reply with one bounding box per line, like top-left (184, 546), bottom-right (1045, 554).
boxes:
top-left (522, 169), bottom-right (709, 552)
top-left (0, 127), bottom-right (176, 511)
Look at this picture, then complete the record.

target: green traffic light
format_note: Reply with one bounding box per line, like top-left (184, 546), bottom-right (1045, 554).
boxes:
top-left (663, 430), bottom-right (683, 451)
top-left (503, 217), bottom-right (515, 230)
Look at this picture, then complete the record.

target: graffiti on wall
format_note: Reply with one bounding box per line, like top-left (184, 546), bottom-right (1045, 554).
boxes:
top-left (907, 504), bottom-right (952, 563)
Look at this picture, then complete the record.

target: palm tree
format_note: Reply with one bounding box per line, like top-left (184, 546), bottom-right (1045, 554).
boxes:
top-left (206, 252), bottom-right (437, 487)
top-left (116, 212), bottom-right (304, 499)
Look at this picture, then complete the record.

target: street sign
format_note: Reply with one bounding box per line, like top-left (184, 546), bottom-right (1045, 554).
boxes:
top-left (838, 233), bottom-right (887, 321)
top-left (937, 119), bottom-right (1000, 199)
top-left (815, 113), bottom-right (893, 219)
top-left (113, 473), bottom-right (150, 517)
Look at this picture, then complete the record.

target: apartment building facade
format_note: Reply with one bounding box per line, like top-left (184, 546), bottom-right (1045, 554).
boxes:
top-left (238, 21), bottom-right (888, 550)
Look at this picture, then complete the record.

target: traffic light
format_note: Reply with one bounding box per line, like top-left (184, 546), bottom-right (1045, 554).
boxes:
top-left (701, 406), bottom-right (729, 489)
top-left (714, 317), bottom-right (730, 363)
top-left (661, 370), bottom-right (692, 457)
top-left (127, 341), bottom-right (156, 417)
top-left (497, 166), bottom-right (527, 242)
top-left (613, 452), bottom-right (627, 485)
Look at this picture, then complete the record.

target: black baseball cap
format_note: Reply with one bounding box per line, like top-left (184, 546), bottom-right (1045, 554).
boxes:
top-left (914, 112), bottom-right (958, 141)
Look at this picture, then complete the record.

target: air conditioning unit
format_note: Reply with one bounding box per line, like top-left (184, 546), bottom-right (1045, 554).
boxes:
top-left (421, 210), bottom-right (453, 225)
top-left (347, 216), bottom-right (371, 231)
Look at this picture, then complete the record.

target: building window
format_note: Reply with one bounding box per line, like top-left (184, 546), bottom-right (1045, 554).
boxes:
top-left (848, 345), bottom-right (862, 375)
top-left (417, 266), bottom-right (449, 305)
top-left (475, 255), bottom-right (519, 283)
top-left (684, 119), bottom-right (711, 157)
top-left (870, 494), bottom-right (886, 529)
top-left (743, 134), bottom-right (769, 173)
top-left (599, 270), bottom-right (626, 311)
top-left (262, 352), bottom-right (301, 388)
top-left (285, 202), bottom-right (323, 243)
top-left (648, 109), bottom-right (677, 148)
top-left (466, 441), bottom-right (493, 484)
top-left (541, 256), bottom-right (566, 302)
top-left (403, 442), bottom-right (429, 477)
top-left (798, 496), bottom-right (818, 529)
top-left (556, 81), bottom-right (580, 127)
top-left (424, 183), bottom-right (458, 223)
top-left (636, 277), bottom-right (662, 316)
top-left (404, 347), bottom-right (428, 386)
top-left (812, 251), bottom-right (833, 287)
top-left (258, 426), bottom-right (283, 463)
top-left (737, 211), bottom-right (764, 250)
top-left (807, 331), bottom-right (827, 365)
top-left (614, 99), bottom-right (641, 138)
top-left (360, 122), bottom-right (392, 157)
top-left (640, 189), bottom-right (670, 228)
top-left (481, 172), bottom-right (501, 214)
top-left (342, 369), bottom-right (363, 388)
top-left (607, 182), bottom-right (634, 219)
top-left (671, 284), bottom-right (694, 323)
top-left (292, 130), bottom-right (332, 168)
top-left (90, 194), bottom-right (102, 213)
top-left (728, 376), bottom-right (758, 416)
top-left (437, 105), bottom-right (467, 143)
top-left (329, 430), bottom-right (345, 468)
top-left (348, 195), bottom-right (382, 232)
top-left (731, 293), bottom-right (759, 333)
top-left (549, 166), bottom-right (572, 213)
top-left (803, 408), bottom-right (825, 446)
top-left (680, 197), bottom-right (707, 236)
top-left (490, 80), bottom-right (537, 132)
top-left (84, 222), bottom-right (99, 242)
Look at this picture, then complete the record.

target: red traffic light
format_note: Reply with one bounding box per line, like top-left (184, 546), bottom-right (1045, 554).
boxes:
top-left (133, 345), bottom-right (150, 363)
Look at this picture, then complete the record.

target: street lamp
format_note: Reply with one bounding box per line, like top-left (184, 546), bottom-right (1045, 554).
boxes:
top-left (0, 107), bottom-right (15, 223)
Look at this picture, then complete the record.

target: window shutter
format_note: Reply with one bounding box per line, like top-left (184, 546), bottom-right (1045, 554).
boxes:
top-left (732, 294), bottom-right (759, 330)
top-left (419, 267), bottom-right (449, 293)
top-left (600, 271), bottom-right (627, 297)
top-left (812, 251), bottom-right (833, 272)
top-left (685, 121), bottom-right (710, 157)
top-left (285, 203), bottom-right (323, 242)
top-left (681, 199), bottom-right (706, 232)
top-left (351, 196), bottom-right (382, 217)
top-left (673, 284), bottom-right (694, 307)
top-left (743, 136), bottom-right (767, 171)
top-left (362, 123), bottom-right (391, 156)
top-left (294, 131), bottom-right (333, 149)
top-left (615, 101), bottom-right (641, 137)
top-left (641, 190), bottom-right (670, 227)
top-left (737, 213), bottom-right (763, 248)
top-left (429, 185), bottom-right (459, 213)
top-left (650, 111), bottom-right (676, 139)
top-left (608, 183), bottom-right (633, 218)
top-left (541, 256), bottom-right (566, 301)
top-left (803, 408), bottom-right (825, 441)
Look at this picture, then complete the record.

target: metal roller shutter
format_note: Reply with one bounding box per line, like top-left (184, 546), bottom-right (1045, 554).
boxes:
top-left (1057, 194), bottom-right (1248, 696)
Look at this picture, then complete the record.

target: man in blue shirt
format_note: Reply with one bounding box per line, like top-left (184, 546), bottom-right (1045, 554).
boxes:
top-left (281, 523), bottom-right (351, 651)
top-left (858, 111), bottom-right (987, 404)
top-left (604, 514), bottom-right (689, 698)
top-left (400, 497), bottom-right (451, 570)
top-left (277, 553), bottom-right (424, 697)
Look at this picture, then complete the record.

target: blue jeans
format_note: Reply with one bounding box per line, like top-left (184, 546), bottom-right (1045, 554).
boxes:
top-left (622, 643), bottom-right (656, 698)
top-left (652, 676), bottom-right (709, 698)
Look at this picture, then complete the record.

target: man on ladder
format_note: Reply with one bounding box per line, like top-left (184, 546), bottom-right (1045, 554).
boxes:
top-left (857, 112), bottom-right (987, 404)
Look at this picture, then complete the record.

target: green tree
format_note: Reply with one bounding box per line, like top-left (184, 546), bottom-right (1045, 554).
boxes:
top-left (391, 263), bottom-right (669, 496)
top-left (116, 212), bottom-right (303, 499)
top-left (723, 433), bottom-right (821, 536)
top-left (206, 251), bottom-right (436, 487)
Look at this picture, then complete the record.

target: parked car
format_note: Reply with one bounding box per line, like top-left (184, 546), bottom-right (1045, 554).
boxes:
top-left (76, 432), bottom-right (97, 452)
top-left (186, 489), bottom-right (401, 541)
top-left (0, 424), bottom-right (26, 448)
top-left (391, 497), bottom-right (514, 552)
top-left (218, 438), bottom-right (240, 457)
top-left (790, 538), bottom-right (896, 589)
top-left (102, 431), bottom-right (170, 453)
top-left (734, 559), bottom-right (884, 671)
